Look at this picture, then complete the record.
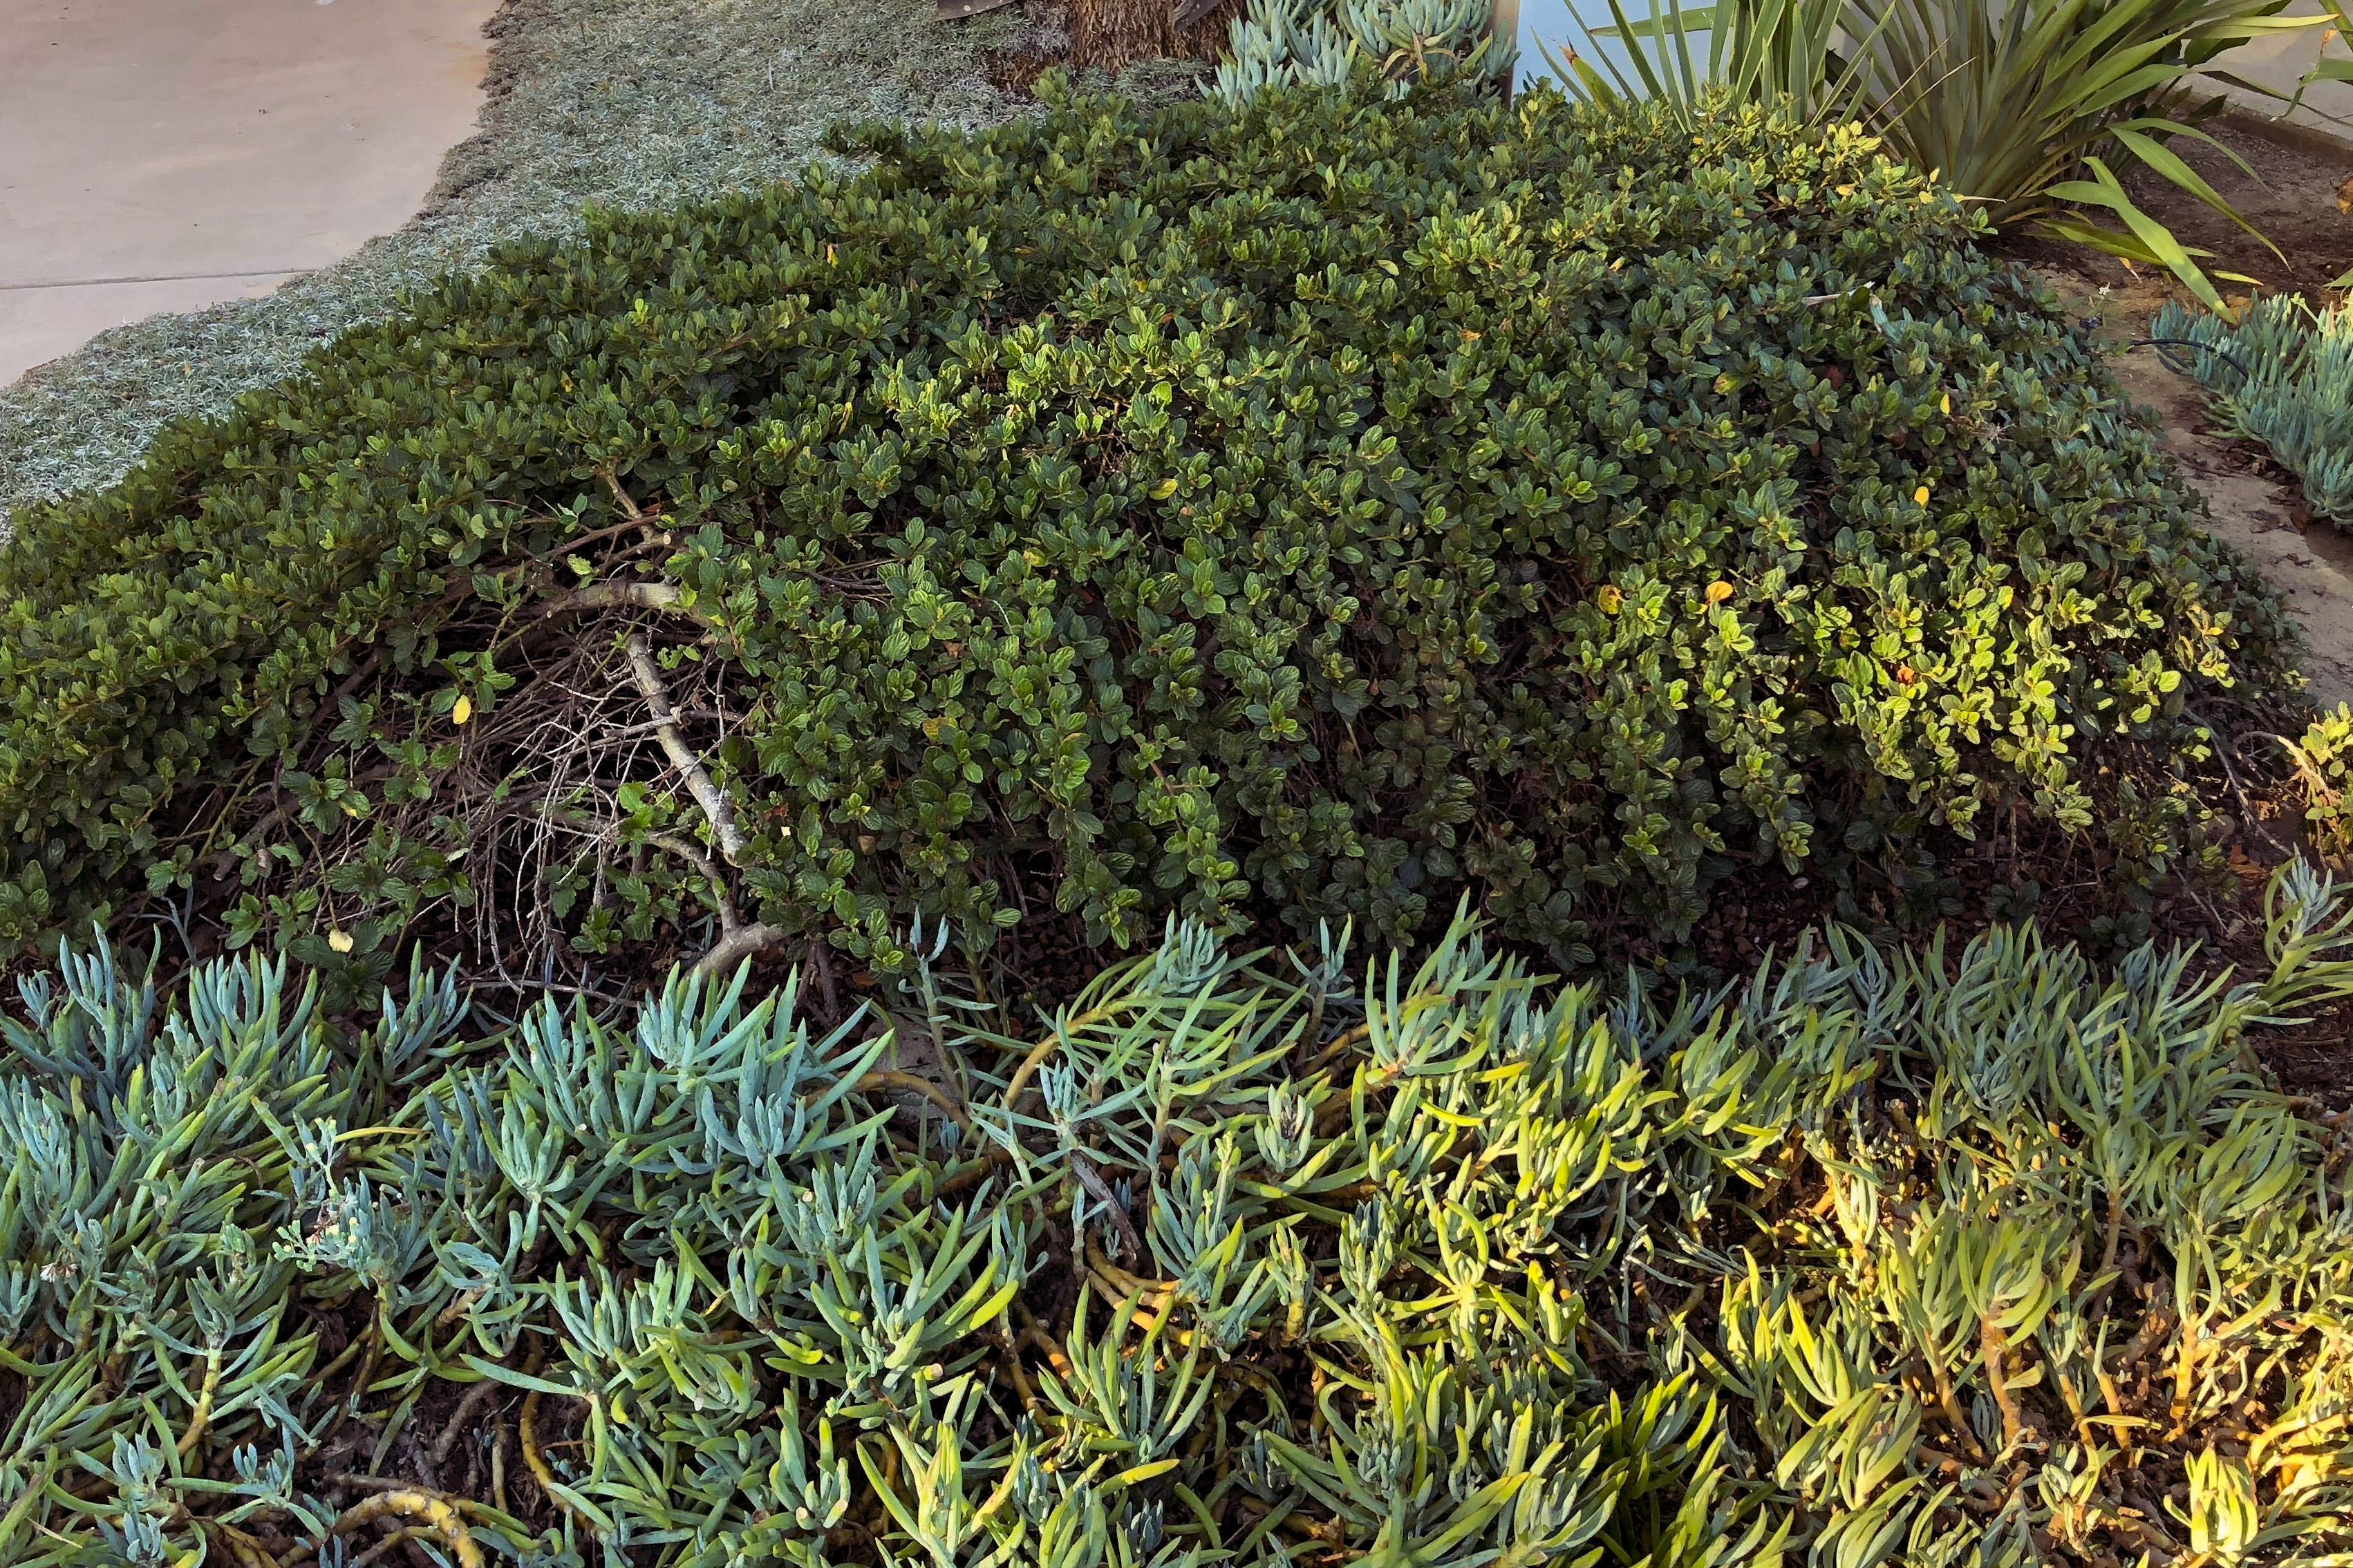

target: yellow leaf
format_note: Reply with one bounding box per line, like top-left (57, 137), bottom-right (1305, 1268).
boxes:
top-left (328, 929), bottom-right (355, 954)
top-left (1597, 585), bottom-right (1623, 614)
top-left (452, 694), bottom-right (473, 726)
top-left (1150, 478), bottom-right (1179, 500)
top-left (1705, 580), bottom-right (1733, 604)
top-left (1112, 1457), bottom-right (1183, 1488)
top-left (1940, 393), bottom-right (1951, 415)
top-left (1913, 486), bottom-right (1931, 507)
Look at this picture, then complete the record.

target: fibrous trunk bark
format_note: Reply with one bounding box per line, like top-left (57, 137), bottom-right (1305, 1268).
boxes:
top-left (1067, 0), bottom-right (1179, 68)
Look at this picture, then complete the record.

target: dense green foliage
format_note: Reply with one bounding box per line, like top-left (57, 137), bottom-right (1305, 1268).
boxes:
top-left (0, 81), bottom-right (2299, 991)
top-left (4, 867), bottom-right (2352, 1567)
top-left (1495, 0), bottom-right (2333, 312)
top-left (2284, 703), bottom-right (2353, 862)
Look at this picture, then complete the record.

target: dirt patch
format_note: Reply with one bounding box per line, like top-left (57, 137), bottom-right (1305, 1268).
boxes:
top-left (1996, 113), bottom-right (2353, 299)
top-left (2126, 113), bottom-right (2353, 299)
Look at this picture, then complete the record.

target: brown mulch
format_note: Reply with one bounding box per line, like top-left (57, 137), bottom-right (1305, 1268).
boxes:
top-left (1989, 113), bottom-right (2353, 303)
top-left (988, 42), bottom-right (1068, 96)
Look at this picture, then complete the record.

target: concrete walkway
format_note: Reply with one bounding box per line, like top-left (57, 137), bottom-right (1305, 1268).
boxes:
top-left (0, 0), bottom-right (498, 387)
top-left (2194, 0), bottom-right (2353, 147)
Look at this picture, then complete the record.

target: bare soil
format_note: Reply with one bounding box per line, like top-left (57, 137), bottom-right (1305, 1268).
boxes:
top-left (2131, 113), bottom-right (2353, 298)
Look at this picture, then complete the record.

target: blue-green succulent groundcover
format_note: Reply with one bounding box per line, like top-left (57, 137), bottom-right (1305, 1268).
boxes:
top-left (2151, 294), bottom-right (2353, 533)
top-left (0, 78), bottom-right (2299, 1002)
top-left (3, 864), bottom-right (2351, 1566)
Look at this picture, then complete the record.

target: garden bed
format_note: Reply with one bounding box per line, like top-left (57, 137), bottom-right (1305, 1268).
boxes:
top-left (0, 0), bottom-right (1067, 523)
top-left (3, 20), bottom-right (2346, 1083)
top-left (0, 82), bottom-right (2322, 1039)
top-left (2, 57), bottom-right (2350, 1568)
top-left (2121, 112), bottom-right (2353, 301)
top-left (6, 864), bottom-right (2351, 1568)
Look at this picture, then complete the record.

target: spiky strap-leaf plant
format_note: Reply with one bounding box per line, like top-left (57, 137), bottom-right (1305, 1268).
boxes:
top-left (3, 868), bottom-right (2351, 1567)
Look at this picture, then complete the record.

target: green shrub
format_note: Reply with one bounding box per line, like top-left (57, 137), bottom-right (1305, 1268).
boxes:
top-left (2282, 702), bottom-right (2353, 862)
top-left (1497, 0), bottom-right (2336, 314)
top-left (0, 80), bottom-right (2300, 990)
top-left (4, 865), bottom-right (2352, 1566)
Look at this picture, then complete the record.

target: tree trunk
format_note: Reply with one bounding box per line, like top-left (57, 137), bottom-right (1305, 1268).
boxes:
top-left (1067, 0), bottom-right (1180, 70)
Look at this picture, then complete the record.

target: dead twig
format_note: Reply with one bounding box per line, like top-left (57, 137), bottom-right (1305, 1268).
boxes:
top-left (304, 1305), bottom-right (382, 1460)
top-left (695, 922), bottom-right (793, 979)
top-left (306, 1491), bottom-right (482, 1568)
top-left (1070, 1149), bottom-right (1147, 1266)
top-left (599, 466), bottom-right (650, 522)
top-left (648, 831), bottom-right (741, 934)
top-left (625, 631), bottom-right (749, 864)
top-left (2186, 707), bottom-right (2294, 857)
top-left (429, 1371), bottom-right (509, 1468)
top-left (534, 579), bottom-right (719, 632)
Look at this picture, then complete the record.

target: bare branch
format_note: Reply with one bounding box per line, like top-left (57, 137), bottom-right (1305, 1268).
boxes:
top-left (534, 580), bottom-right (721, 632)
top-left (695, 922), bottom-right (792, 979)
top-left (646, 831), bottom-right (740, 933)
top-left (625, 631), bottom-right (750, 865)
top-left (599, 466), bottom-right (647, 522)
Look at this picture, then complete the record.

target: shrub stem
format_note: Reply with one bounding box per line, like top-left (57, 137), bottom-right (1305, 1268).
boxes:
top-left (1982, 1313), bottom-right (2027, 1450)
top-left (625, 631), bottom-right (748, 865)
